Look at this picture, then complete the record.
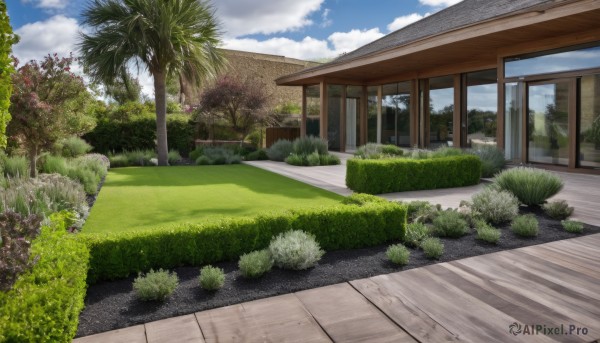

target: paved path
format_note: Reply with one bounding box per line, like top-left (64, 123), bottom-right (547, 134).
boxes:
top-left (74, 234), bottom-right (600, 343)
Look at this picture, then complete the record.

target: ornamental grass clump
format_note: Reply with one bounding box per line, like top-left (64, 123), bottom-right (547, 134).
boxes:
top-left (267, 139), bottom-right (293, 161)
top-left (293, 136), bottom-right (328, 156)
top-left (133, 269), bottom-right (179, 301)
top-left (561, 220), bottom-right (583, 233)
top-left (269, 230), bottom-right (324, 270)
top-left (471, 187), bottom-right (519, 225)
top-left (199, 265), bottom-right (225, 291)
top-left (404, 222), bottom-right (430, 247)
top-left (467, 145), bottom-right (505, 177)
top-left (542, 200), bottom-right (573, 220)
top-left (238, 249), bottom-right (273, 279)
top-left (431, 210), bottom-right (469, 238)
top-left (421, 237), bottom-right (444, 259)
top-left (386, 244), bottom-right (410, 266)
top-left (511, 214), bottom-right (539, 237)
top-left (493, 167), bottom-right (563, 206)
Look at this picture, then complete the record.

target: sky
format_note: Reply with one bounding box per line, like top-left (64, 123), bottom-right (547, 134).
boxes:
top-left (5, 0), bottom-right (463, 97)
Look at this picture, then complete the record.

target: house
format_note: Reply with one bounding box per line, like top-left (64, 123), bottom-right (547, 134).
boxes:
top-left (276, 0), bottom-right (600, 172)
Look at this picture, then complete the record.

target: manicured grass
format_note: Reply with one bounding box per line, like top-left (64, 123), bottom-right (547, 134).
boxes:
top-left (83, 165), bottom-right (344, 233)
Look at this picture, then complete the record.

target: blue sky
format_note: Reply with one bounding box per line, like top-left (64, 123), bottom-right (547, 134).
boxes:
top-left (5, 0), bottom-right (462, 94)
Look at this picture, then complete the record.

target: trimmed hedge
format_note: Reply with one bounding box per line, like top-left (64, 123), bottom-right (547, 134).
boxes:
top-left (79, 200), bottom-right (406, 283)
top-left (0, 215), bottom-right (90, 343)
top-left (346, 155), bottom-right (481, 194)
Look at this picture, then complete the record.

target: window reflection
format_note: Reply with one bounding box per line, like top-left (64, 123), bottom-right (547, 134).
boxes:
top-left (466, 70), bottom-right (497, 149)
top-left (429, 76), bottom-right (454, 148)
top-left (579, 74), bottom-right (600, 168)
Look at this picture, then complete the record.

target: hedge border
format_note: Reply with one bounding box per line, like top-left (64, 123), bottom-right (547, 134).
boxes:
top-left (78, 200), bottom-right (407, 283)
top-left (346, 155), bottom-right (482, 194)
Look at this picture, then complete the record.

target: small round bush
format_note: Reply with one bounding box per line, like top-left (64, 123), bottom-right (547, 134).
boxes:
top-left (199, 265), bottom-right (225, 291)
top-left (494, 167), bottom-right (563, 206)
top-left (269, 230), bottom-right (324, 270)
top-left (306, 151), bottom-right (320, 166)
top-left (471, 187), bottom-right (519, 225)
top-left (292, 136), bottom-right (328, 156)
top-left (267, 139), bottom-right (294, 161)
top-left (561, 220), bottom-right (583, 234)
top-left (196, 156), bottom-right (211, 165)
top-left (542, 200), bottom-right (573, 220)
top-left (431, 210), bottom-right (469, 238)
top-left (386, 244), bottom-right (410, 266)
top-left (421, 237), bottom-right (444, 259)
top-left (238, 249), bottom-right (273, 278)
top-left (404, 222), bottom-right (430, 247)
top-left (319, 154), bottom-right (340, 165)
top-left (245, 149), bottom-right (269, 161)
top-left (511, 214), bottom-right (539, 237)
top-left (133, 269), bottom-right (179, 301)
top-left (284, 153), bottom-right (304, 166)
top-left (474, 220), bottom-right (501, 244)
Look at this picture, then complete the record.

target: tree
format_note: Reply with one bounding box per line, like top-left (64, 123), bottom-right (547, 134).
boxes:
top-left (0, 1), bottom-right (18, 149)
top-left (197, 74), bottom-right (275, 141)
top-left (79, 0), bottom-right (225, 165)
top-left (104, 70), bottom-right (143, 105)
top-left (8, 55), bottom-right (95, 177)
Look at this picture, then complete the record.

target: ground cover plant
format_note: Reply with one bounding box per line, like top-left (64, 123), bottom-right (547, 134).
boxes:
top-left (511, 214), bottom-right (539, 237)
top-left (386, 244), bottom-right (410, 265)
top-left (561, 220), bottom-right (583, 233)
top-left (238, 249), bottom-right (273, 278)
top-left (199, 265), bottom-right (225, 290)
top-left (133, 269), bottom-right (179, 301)
top-left (542, 200), bottom-right (573, 220)
top-left (269, 230), bottom-right (324, 270)
top-left (470, 187), bottom-right (519, 225)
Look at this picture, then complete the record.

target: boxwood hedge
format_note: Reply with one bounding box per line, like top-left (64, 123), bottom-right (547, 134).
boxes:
top-left (346, 155), bottom-right (481, 194)
top-left (79, 200), bottom-right (406, 283)
top-left (0, 215), bottom-right (90, 343)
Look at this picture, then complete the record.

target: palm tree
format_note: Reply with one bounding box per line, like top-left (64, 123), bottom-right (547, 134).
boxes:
top-left (79, 0), bottom-right (225, 165)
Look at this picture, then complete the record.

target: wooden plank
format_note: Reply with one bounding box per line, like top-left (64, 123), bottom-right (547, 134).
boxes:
top-left (350, 276), bottom-right (461, 343)
top-left (195, 294), bottom-right (331, 343)
top-left (145, 314), bottom-right (204, 343)
top-left (73, 325), bottom-right (146, 343)
top-left (516, 246), bottom-right (600, 280)
top-left (296, 283), bottom-right (416, 343)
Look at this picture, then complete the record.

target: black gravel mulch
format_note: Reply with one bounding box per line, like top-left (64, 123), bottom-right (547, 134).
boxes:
top-left (76, 207), bottom-right (600, 337)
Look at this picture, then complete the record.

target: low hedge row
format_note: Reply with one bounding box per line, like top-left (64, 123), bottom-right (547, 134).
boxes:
top-left (79, 200), bottom-right (407, 283)
top-left (0, 214), bottom-right (90, 343)
top-left (346, 155), bottom-right (482, 194)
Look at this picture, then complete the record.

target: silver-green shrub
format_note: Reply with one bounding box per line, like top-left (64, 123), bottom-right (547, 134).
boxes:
top-left (199, 265), bottom-right (225, 290)
top-left (2, 155), bottom-right (28, 178)
top-left (511, 214), bottom-right (539, 237)
top-left (306, 151), bottom-right (320, 166)
top-left (542, 200), bottom-right (573, 220)
top-left (561, 220), bottom-right (583, 233)
top-left (386, 244), bottom-right (410, 266)
top-left (431, 210), bottom-right (469, 238)
top-left (293, 136), bottom-right (328, 156)
top-left (474, 220), bottom-right (501, 244)
top-left (494, 167), bottom-right (563, 206)
top-left (238, 249), bottom-right (273, 278)
top-left (355, 143), bottom-right (403, 159)
top-left (467, 145), bottom-right (505, 178)
top-left (421, 237), bottom-right (444, 259)
top-left (471, 187), bottom-right (519, 224)
top-left (133, 269), bottom-right (179, 301)
top-left (267, 139), bottom-right (293, 161)
top-left (269, 230), bottom-right (324, 270)
top-left (404, 222), bottom-right (430, 247)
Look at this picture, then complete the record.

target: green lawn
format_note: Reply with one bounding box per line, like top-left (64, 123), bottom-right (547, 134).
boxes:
top-left (83, 165), bottom-right (344, 233)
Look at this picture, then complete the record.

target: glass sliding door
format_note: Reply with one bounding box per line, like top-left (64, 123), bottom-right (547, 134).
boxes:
top-left (367, 86), bottom-right (378, 143)
top-left (305, 85), bottom-right (320, 137)
top-left (429, 76), bottom-right (454, 148)
top-left (579, 74), bottom-right (600, 168)
top-left (382, 82), bottom-right (411, 146)
top-left (505, 82), bottom-right (523, 161)
top-left (466, 70), bottom-right (497, 149)
top-left (527, 81), bottom-right (570, 165)
top-left (346, 86), bottom-right (362, 151)
top-left (327, 85), bottom-right (343, 151)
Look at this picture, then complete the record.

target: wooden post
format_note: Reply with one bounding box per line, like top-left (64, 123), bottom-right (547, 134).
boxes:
top-left (340, 86), bottom-right (347, 152)
top-left (377, 85), bottom-right (382, 144)
top-left (497, 56), bottom-right (505, 150)
top-left (301, 85), bottom-right (307, 137)
top-left (453, 74), bottom-right (462, 148)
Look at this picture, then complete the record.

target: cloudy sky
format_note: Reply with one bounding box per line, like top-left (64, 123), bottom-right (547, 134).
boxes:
top-left (6, 0), bottom-right (463, 96)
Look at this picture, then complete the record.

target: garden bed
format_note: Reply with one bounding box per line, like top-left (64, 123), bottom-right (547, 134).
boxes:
top-left (76, 206), bottom-right (600, 337)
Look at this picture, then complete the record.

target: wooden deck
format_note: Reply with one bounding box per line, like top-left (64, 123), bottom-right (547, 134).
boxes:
top-left (74, 234), bottom-right (600, 343)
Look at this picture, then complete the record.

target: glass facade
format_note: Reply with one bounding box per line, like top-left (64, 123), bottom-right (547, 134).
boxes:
top-left (505, 82), bottom-right (523, 161)
top-left (346, 86), bottom-right (362, 150)
top-left (327, 85), bottom-right (343, 150)
top-left (382, 82), bottom-right (411, 146)
top-left (466, 70), bottom-right (497, 149)
top-left (367, 86), bottom-right (378, 143)
top-left (305, 85), bottom-right (320, 137)
top-left (429, 76), bottom-right (454, 148)
top-left (579, 74), bottom-right (600, 168)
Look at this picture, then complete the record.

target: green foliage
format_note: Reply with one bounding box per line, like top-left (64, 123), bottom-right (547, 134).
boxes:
top-left (404, 200), bottom-right (434, 222)
top-left (0, 1), bottom-right (18, 148)
top-left (40, 155), bottom-right (69, 175)
top-left (199, 265), bottom-right (225, 291)
top-left (54, 136), bottom-right (93, 158)
top-left (285, 153), bottom-right (304, 166)
top-left (471, 187), bottom-right (519, 224)
top-left (166, 101), bottom-right (182, 114)
top-left (104, 71), bottom-right (143, 104)
top-left (386, 244), bottom-right (410, 266)
top-left (245, 149), bottom-right (268, 161)
top-left (189, 146), bottom-right (204, 161)
top-left (195, 147), bottom-right (242, 165)
top-left (133, 269), bottom-right (178, 301)
top-left (306, 151), bottom-right (320, 166)
top-left (404, 222), bottom-right (430, 247)
top-left (542, 200), bottom-right (573, 220)
top-left (474, 220), bottom-right (501, 244)
top-left (39, 154), bottom-right (107, 194)
top-left (238, 249), bottom-right (273, 278)
top-left (168, 149), bottom-right (182, 165)
top-left (293, 136), bottom-right (328, 156)
top-left (269, 230), bottom-right (324, 270)
top-left (428, 147), bottom-right (465, 158)
top-left (319, 153), bottom-right (340, 165)
top-left (561, 220), bottom-right (583, 234)
top-left (467, 145), bottom-right (505, 177)
top-left (2, 154), bottom-right (29, 178)
top-left (275, 102), bottom-right (301, 114)
top-left (109, 149), bottom-right (156, 167)
top-left (267, 139), bottom-right (293, 161)
top-left (493, 167), bottom-right (563, 206)
top-left (0, 214), bottom-right (90, 343)
top-left (421, 237), bottom-right (444, 259)
top-left (341, 193), bottom-right (387, 206)
top-left (79, 201), bottom-right (407, 282)
top-left (511, 214), bottom-right (539, 237)
top-left (431, 210), bottom-right (469, 238)
top-left (346, 155), bottom-right (481, 194)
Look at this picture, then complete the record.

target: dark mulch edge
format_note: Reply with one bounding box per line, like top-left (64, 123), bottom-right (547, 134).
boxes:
top-left (76, 207), bottom-right (600, 337)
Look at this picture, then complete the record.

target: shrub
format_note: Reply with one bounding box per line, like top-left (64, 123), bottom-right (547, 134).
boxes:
top-left (306, 151), bottom-right (320, 166)
top-left (108, 154), bottom-right (129, 168)
top-left (40, 154), bottom-right (69, 175)
top-left (168, 150), bottom-right (182, 165)
top-left (319, 153), bottom-right (340, 165)
top-left (421, 237), bottom-right (444, 259)
top-left (79, 201), bottom-right (406, 282)
top-left (82, 153), bottom-right (111, 169)
top-left (542, 200), bottom-right (573, 220)
top-left (467, 145), bottom-right (505, 177)
top-left (109, 149), bottom-right (156, 167)
top-left (55, 136), bottom-right (92, 158)
top-left (269, 230), bottom-right (324, 270)
top-left (341, 193), bottom-right (388, 206)
top-left (133, 269), bottom-right (179, 301)
top-left (404, 222), bottom-right (430, 247)
top-left (386, 244), bottom-right (410, 266)
top-left (195, 156), bottom-right (210, 165)
top-left (346, 155), bottom-right (481, 194)
top-left (355, 143), bottom-right (403, 159)
top-left (404, 200), bottom-right (433, 222)
top-left (408, 148), bottom-right (431, 159)
top-left (511, 214), bottom-right (539, 237)
top-left (267, 139), bottom-right (293, 161)
top-left (199, 265), bottom-right (225, 291)
top-left (238, 249), bottom-right (273, 278)
top-left (189, 146), bottom-right (204, 161)
top-left (474, 220), bottom-right (501, 244)
top-left (245, 149), bottom-right (269, 161)
top-left (2, 155), bottom-right (28, 178)
top-left (431, 210), bottom-right (469, 238)
top-left (0, 214), bottom-right (90, 342)
top-left (429, 147), bottom-right (465, 158)
top-left (293, 136), bottom-right (328, 156)
top-left (284, 153), bottom-right (304, 166)
top-left (471, 187), bottom-right (519, 224)
top-left (561, 220), bottom-right (583, 233)
top-left (198, 147), bottom-right (242, 165)
top-left (67, 166), bottom-right (99, 194)
top-left (494, 167), bottom-right (563, 206)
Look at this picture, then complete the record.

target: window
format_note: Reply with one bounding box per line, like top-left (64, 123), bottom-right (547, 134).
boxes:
top-left (429, 76), bottom-right (454, 148)
top-left (305, 85), bottom-right (320, 137)
top-left (466, 70), bottom-right (497, 148)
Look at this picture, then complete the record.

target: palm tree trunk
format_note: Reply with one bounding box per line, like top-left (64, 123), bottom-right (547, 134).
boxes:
top-left (154, 69), bottom-right (169, 166)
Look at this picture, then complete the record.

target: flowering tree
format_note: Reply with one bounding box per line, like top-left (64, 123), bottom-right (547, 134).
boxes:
top-left (0, 2), bottom-right (18, 148)
top-left (8, 54), bottom-right (95, 177)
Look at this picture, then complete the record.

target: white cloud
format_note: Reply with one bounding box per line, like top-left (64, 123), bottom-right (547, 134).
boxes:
top-left (387, 13), bottom-right (428, 32)
top-left (223, 36), bottom-right (331, 60)
top-left (214, 0), bottom-right (324, 37)
top-left (328, 28), bottom-right (384, 54)
top-left (321, 8), bottom-right (332, 28)
top-left (21, 0), bottom-right (69, 9)
top-left (13, 15), bottom-right (80, 63)
top-left (419, 0), bottom-right (462, 8)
